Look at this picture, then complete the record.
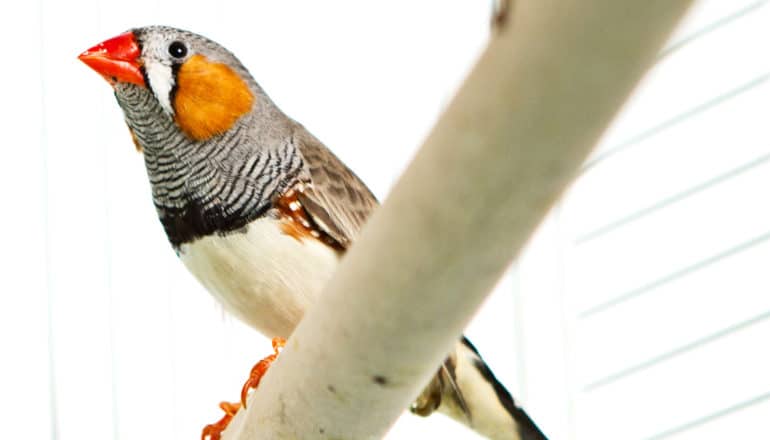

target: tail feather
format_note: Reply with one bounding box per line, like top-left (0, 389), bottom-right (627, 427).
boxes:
top-left (439, 361), bottom-right (471, 418)
top-left (459, 337), bottom-right (549, 440)
top-left (411, 337), bottom-right (548, 440)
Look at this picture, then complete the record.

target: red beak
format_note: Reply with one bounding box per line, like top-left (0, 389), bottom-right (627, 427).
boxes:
top-left (78, 32), bottom-right (145, 87)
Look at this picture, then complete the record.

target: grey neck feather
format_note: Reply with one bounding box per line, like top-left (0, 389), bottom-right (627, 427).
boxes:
top-left (114, 83), bottom-right (305, 248)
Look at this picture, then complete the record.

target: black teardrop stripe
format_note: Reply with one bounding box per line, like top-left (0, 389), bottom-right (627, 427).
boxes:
top-left (168, 62), bottom-right (181, 114)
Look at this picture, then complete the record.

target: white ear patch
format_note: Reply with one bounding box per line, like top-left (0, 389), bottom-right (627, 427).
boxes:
top-left (144, 59), bottom-right (175, 115)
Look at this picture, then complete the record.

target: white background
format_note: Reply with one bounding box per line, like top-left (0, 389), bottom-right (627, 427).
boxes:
top-left (1, 1), bottom-right (768, 439)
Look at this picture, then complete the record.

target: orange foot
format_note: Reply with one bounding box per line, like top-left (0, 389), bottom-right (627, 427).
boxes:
top-left (241, 337), bottom-right (286, 408)
top-left (200, 337), bottom-right (287, 440)
top-left (201, 401), bottom-right (241, 440)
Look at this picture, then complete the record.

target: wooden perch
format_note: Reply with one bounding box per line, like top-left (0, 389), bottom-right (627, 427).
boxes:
top-left (223, 0), bottom-right (695, 438)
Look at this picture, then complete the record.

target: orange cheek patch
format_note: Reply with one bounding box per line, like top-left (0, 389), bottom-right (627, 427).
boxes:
top-left (173, 54), bottom-right (254, 141)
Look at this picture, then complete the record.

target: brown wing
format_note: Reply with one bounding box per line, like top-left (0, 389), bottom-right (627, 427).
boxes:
top-left (293, 126), bottom-right (379, 250)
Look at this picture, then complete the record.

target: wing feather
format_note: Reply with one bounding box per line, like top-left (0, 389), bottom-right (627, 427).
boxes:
top-left (292, 127), bottom-right (379, 250)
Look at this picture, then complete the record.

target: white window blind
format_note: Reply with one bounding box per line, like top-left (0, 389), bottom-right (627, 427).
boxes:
top-left (516, 1), bottom-right (770, 438)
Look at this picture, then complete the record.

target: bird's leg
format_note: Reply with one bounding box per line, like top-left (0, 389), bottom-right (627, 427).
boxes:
top-left (410, 372), bottom-right (442, 417)
top-left (241, 337), bottom-right (286, 408)
top-left (201, 401), bottom-right (241, 440)
top-left (200, 337), bottom-right (286, 440)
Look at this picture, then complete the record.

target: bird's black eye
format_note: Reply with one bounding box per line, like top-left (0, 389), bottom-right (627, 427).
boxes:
top-left (168, 41), bottom-right (187, 59)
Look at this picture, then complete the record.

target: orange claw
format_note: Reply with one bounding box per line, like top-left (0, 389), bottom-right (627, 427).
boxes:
top-left (201, 337), bottom-right (287, 440)
top-left (240, 337), bottom-right (286, 408)
top-left (201, 401), bottom-right (241, 440)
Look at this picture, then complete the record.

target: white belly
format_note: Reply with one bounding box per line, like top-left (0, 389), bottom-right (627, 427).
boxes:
top-left (178, 217), bottom-right (340, 338)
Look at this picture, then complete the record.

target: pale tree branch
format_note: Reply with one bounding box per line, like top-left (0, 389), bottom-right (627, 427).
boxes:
top-left (223, 0), bottom-right (695, 438)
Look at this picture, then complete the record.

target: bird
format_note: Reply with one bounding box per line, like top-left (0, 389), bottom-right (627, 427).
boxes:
top-left (78, 26), bottom-right (548, 440)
